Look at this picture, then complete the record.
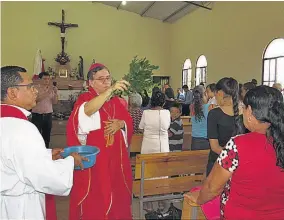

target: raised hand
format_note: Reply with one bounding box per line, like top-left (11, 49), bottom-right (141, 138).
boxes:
top-left (111, 80), bottom-right (130, 93)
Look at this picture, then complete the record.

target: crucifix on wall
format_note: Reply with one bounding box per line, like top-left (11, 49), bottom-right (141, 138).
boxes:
top-left (48, 9), bottom-right (78, 54)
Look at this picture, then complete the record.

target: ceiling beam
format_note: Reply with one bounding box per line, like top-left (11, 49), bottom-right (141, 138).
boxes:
top-left (184, 1), bottom-right (212, 10)
top-left (163, 3), bottom-right (191, 22)
top-left (117, 2), bottom-right (122, 10)
top-left (140, 2), bottom-right (156, 16)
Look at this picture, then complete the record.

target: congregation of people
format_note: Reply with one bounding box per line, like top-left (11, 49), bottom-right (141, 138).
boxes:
top-left (1, 64), bottom-right (284, 220)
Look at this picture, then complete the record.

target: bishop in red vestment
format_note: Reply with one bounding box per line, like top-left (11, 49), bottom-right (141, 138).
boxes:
top-left (66, 63), bottom-right (133, 220)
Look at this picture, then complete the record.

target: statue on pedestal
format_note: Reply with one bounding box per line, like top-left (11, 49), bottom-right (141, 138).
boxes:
top-left (78, 56), bottom-right (84, 80)
top-left (70, 68), bottom-right (77, 80)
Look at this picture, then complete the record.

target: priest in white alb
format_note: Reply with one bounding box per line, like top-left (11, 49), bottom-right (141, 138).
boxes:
top-left (0, 66), bottom-right (86, 220)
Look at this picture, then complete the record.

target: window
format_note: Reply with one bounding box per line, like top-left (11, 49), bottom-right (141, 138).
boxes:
top-left (262, 38), bottom-right (284, 87)
top-left (182, 59), bottom-right (192, 88)
top-left (153, 76), bottom-right (170, 87)
top-left (195, 55), bottom-right (207, 86)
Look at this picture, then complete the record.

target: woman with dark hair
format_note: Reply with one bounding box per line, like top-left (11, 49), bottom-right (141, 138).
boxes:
top-left (185, 86), bottom-right (284, 220)
top-left (164, 87), bottom-right (175, 110)
top-left (206, 77), bottom-right (244, 176)
top-left (139, 91), bottom-right (171, 212)
top-left (152, 86), bottom-right (161, 95)
top-left (139, 91), bottom-right (171, 154)
top-left (238, 83), bottom-right (243, 101)
top-left (240, 82), bottom-right (256, 100)
top-left (140, 89), bottom-right (150, 110)
top-left (190, 86), bottom-right (212, 150)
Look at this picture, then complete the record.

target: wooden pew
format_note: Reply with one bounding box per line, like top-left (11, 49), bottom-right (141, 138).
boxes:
top-left (132, 150), bottom-right (209, 219)
top-left (130, 134), bottom-right (143, 153)
top-left (183, 124), bottom-right (192, 151)
top-left (129, 134), bottom-right (143, 167)
top-left (182, 196), bottom-right (206, 219)
top-left (181, 116), bottom-right (191, 126)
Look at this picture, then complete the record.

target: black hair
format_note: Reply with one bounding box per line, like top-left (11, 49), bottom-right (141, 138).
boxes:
top-left (171, 102), bottom-right (182, 112)
top-left (243, 86), bottom-right (284, 169)
top-left (200, 82), bottom-right (205, 86)
top-left (39, 71), bottom-right (50, 79)
top-left (239, 83), bottom-right (243, 99)
top-left (139, 89), bottom-right (150, 108)
top-left (87, 66), bottom-right (109, 80)
top-left (216, 77), bottom-right (244, 135)
top-left (150, 91), bottom-right (165, 108)
top-left (165, 87), bottom-right (175, 99)
top-left (206, 83), bottom-right (216, 93)
top-left (1, 66), bottom-right (25, 101)
top-left (251, 79), bottom-right (257, 86)
top-left (152, 86), bottom-right (161, 94)
top-left (243, 82), bottom-right (256, 92)
top-left (192, 86), bottom-right (205, 122)
top-left (182, 85), bottom-right (188, 89)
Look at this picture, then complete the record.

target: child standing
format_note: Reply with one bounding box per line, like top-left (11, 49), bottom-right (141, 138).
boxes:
top-left (169, 103), bottom-right (184, 152)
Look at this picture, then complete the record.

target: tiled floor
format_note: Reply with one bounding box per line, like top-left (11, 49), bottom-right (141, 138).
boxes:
top-left (55, 196), bottom-right (182, 220)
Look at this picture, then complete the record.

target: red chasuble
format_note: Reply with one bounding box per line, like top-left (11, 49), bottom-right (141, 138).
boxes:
top-left (0, 104), bottom-right (57, 220)
top-left (66, 87), bottom-right (133, 220)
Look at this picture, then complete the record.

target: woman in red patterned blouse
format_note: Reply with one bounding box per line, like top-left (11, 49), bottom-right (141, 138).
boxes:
top-left (129, 93), bottom-right (143, 134)
top-left (185, 86), bottom-right (284, 220)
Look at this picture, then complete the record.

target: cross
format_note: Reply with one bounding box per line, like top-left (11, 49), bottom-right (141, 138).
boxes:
top-left (48, 9), bottom-right (78, 53)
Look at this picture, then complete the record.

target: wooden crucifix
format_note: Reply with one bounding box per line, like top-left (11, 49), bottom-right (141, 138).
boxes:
top-left (48, 9), bottom-right (78, 53)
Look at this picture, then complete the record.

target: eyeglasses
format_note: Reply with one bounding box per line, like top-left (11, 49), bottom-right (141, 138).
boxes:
top-left (93, 77), bottom-right (112, 83)
top-left (11, 83), bottom-right (36, 90)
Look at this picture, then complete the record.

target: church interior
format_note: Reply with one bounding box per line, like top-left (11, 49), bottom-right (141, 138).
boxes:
top-left (1, 1), bottom-right (284, 219)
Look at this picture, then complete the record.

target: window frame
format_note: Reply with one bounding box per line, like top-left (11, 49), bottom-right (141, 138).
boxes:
top-left (181, 59), bottom-right (192, 87)
top-left (262, 38), bottom-right (284, 86)
top-left (195, 55), bottom-right (208, 86)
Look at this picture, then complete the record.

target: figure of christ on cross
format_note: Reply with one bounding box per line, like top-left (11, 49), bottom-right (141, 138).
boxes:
top-left (48, 9), bottom-right (78, 53)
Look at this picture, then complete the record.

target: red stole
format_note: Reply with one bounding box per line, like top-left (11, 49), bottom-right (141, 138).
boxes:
top-left (0, 104), bottom-right (57, 220)
top-left (118, 97), bottom-right (128, 109)
top-left (66, 88), bottom-right (133, 220)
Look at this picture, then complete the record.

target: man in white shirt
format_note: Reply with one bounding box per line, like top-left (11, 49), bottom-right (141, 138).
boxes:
top-left (0, 66), bottom-right (86, 220)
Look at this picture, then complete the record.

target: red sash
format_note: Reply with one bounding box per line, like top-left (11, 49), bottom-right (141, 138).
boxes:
top-left (0, 104), bottom-right (57, 220)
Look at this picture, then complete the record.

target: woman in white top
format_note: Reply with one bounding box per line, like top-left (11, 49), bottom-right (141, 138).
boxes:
top-left (139, 91), bottom-right (171, 154)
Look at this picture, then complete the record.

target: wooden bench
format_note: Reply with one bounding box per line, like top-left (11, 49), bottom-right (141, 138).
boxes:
top-left (183, 124), bottom-right (192, 151)
top-left (129, 134), bottom-right (143, 167)
top-left (132, 150), bottom-right (209, 219)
